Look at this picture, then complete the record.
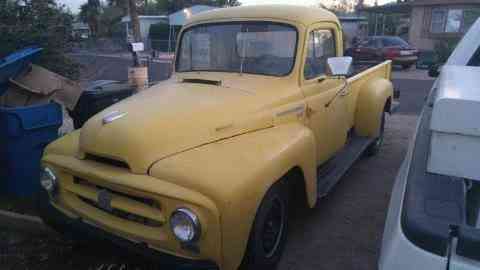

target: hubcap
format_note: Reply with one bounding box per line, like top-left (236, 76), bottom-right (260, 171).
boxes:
top-left (262, 197), bottom-right (285, 258)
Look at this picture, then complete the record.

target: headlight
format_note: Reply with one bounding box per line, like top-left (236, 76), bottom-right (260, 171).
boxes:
top-left (170, 208), bottom-right (201, 243)
top-left (40, 166), bottom-right (57, 195)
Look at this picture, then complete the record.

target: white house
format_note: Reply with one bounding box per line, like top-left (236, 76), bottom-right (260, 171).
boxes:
top-left (121, 15), bottom-right (168, 45)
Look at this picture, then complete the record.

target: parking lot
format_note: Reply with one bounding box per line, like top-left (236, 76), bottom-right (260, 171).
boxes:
top-left (0, 55), bottom-right (433, 270)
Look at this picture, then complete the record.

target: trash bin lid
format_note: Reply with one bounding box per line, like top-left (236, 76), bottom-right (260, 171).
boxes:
top-left (0, 47), bottom-right (43, 96)
top-left (86, 80), bottom-right (121, 92)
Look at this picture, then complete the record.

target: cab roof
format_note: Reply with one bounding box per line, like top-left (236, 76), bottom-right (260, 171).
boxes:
top-left (185, 5), bottom-right (339, 27)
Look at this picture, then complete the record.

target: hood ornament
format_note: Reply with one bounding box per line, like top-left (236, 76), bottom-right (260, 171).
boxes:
top-left (102, 111), bottom-right (127, 125)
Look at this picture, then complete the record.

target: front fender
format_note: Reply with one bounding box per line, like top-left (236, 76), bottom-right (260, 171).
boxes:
top-left (354, 78), bottom-right (393, 138)
top-left (149, 123), bottom-right (317, 270)
top-left (43, 130), bottom-right (80, 157)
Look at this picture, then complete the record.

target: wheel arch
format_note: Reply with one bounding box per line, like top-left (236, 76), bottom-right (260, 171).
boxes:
top-left (354, 77), bottom-right (393, 138)
top-left (283, 166), bottom-right (310, 210)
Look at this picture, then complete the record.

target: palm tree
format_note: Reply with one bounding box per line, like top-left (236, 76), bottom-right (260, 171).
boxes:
top-left (128, 0), bottom-right (141, 42)
top-left (79, 0), bottom-right (101, 38)
top-left (107, 0), bottom-right (128, 14)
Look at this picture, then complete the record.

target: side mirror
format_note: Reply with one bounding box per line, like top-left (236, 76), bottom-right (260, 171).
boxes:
top-left (327, 57), bottom-right (353, 77)
top-left (428, 64), bottom-right (441, 78)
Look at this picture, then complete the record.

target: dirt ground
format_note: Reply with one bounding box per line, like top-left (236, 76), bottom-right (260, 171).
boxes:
top-left (0, 56), bottom-right (433, 270)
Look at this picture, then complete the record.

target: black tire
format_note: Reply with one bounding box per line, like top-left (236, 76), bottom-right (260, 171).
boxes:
top-left (240, 181), bottom-right (289, 270)
top-left (366, 111), bottom-right (386, 156)
top-left (402, 64), bottom-right (412, 70)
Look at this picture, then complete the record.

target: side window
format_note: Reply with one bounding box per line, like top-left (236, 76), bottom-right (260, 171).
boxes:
top-left (304, 29), bottom-right (336, 80)
top-left (368, 38), bottom-right (377, 48)
top-left (358, 38), bottom-right (369, 47)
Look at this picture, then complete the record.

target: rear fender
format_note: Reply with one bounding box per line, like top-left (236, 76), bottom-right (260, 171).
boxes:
top-left (354, 78), bottom-right (393, 138)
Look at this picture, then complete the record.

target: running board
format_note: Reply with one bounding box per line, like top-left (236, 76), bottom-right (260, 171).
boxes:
top-left (317, 136), bottom-right (374, 198)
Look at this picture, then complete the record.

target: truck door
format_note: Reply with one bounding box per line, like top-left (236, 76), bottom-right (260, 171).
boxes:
top-left (301, 28), bottom-right (349, 165)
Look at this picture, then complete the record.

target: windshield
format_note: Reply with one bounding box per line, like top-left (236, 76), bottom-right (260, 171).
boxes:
top-left (176, 22), bottom-right (298, 76)
top-left (381, 37), bottom-right (409, 47)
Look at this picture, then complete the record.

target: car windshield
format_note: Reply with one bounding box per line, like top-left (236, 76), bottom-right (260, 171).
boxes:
top-left (176, 22), bottom-right (298, 76)
top-left (382, 37), bottom-right (409, 47)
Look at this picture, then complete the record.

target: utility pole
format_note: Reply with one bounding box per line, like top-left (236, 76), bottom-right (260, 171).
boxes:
top-left (128, 0), bottom-right (141, 66)
top-left (127, 0), bottom-right (148, 92)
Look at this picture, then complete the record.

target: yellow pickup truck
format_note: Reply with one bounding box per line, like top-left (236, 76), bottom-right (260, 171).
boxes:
top-left (39, 5), bottom-right (394, 270)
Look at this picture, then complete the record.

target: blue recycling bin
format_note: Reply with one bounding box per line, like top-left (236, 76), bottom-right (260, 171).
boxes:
top-left (0, 103), bottom-right (62, 197)
top-left (0, 47), bottom-right (62, 197)
top-left (0, 47), bottom-right (43, 96)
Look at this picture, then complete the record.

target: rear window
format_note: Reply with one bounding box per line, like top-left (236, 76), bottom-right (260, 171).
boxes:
top-left (381, 37), bottom-right (409, 47)
top-left (468, 47), bottom-right (480, 67)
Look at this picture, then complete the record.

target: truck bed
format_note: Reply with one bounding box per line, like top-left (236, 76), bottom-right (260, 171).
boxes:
top-left (401, 87), bottom-right (480, 262)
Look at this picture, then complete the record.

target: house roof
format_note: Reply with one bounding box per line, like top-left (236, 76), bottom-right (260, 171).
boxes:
top-left (168, 5), bottom-right (218, 26)
top-left (359, 0), bottom-right (480, 13)
top-left (121, 15), bottom-right (168, 23)
top-left (185, 5), bottom-right (339, 27)
top-left (72, 22), bottom-right (89, 30)
top-left (338, 16), bottom-right (368, 22)
top-left (359, 2), bottom-right (412, 13)
top-left (412, 0), bottom-right (480, 6)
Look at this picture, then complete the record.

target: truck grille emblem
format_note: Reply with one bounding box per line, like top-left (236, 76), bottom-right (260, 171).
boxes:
top-left (102, 111), bottom-right (127, 125)
top-left (97, 189), bottom-right (113, 212)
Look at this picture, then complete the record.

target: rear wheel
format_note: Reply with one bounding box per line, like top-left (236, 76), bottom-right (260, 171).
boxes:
top-left (240, 181), bottom-right (289, 270)
top-left (366, 111), bottom-right (386, 156)
top-left (402, 64), bottom-right (412, 70)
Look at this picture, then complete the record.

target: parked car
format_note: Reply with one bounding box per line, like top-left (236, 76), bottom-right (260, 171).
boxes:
top-left (38, 5), bottom-right (396, 270)
top-left (379, 19), bottom-right (480, 270)
top-left (346, 36), bottom-right (418, 69)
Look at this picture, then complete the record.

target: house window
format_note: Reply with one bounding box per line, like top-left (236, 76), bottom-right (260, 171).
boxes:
top-left (445, 9), bottom-right (463, 32)
top-left (464, 8), bottom-right (480, 31)
top-left (431, 9), bottom-right (447, 33)
top-left (430, 8), bottom-right (464, 33)
top-left (430, 7), bottom-right (480, 34)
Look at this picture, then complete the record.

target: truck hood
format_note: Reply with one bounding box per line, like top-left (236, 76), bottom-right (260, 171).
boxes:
top-left (79, 80), bottom-right (274, 174)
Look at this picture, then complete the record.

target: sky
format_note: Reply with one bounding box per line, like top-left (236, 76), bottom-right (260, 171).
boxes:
top-left (58, 0), bottom-right (394, 14)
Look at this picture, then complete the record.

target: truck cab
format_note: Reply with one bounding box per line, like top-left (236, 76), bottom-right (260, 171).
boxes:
top-left (39, 5), bottom-right (393, 270)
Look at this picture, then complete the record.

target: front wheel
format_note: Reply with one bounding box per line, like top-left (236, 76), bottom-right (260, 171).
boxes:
top-left (240, 181), bottom-right (289, 270)
top-left (366, 111), bottom-right (386, 156)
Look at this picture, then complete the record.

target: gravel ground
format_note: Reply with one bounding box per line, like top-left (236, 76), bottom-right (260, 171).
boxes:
top-left (0, 56), bottom-right (434, 270)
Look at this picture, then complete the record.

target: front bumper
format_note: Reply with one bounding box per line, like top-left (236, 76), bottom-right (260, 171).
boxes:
top-left (38, 189), bottom-right (218, 270)
top-left (41, 154), bottom-right (222, 269)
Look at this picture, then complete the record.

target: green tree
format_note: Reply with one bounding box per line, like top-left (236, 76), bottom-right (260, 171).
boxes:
top-left (100, 5), bottom-right (124, 36)
top-left (215, 0), bottom-right (240, 7)
top-left (79, 0), bottom-right (102, 37)
top-left (107, 0), bottom-right (128, 15)
top-left (0, 0), bottom-right (80, 79)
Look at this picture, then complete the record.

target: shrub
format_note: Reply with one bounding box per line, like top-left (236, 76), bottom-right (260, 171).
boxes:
top-left (0, 0), bottom-right (80, 80)
top-left (434, 37), bottom-right (461, 64)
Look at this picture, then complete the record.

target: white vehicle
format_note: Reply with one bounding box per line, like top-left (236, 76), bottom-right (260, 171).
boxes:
top-left (379, 19), bottom-right (480, 270)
